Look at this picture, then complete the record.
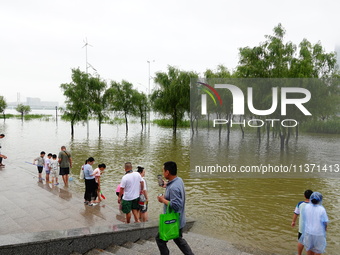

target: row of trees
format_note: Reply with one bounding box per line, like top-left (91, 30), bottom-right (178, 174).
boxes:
top-left (0, 96), bottom-right (32, 120)
top-left (60, 69), bottom-right (148, 136)
top-left (1, 24), bottom-right (339, 140)
top-left (60, 66), bottom-right (199, 136)
top-left (61, 24), bottom-right (339, 138)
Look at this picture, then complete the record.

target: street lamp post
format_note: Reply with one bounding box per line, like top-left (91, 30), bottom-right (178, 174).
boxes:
top-left (147, 60), bottom-right (155, 95)
top-left (147, 60), bottom-right (155, 128)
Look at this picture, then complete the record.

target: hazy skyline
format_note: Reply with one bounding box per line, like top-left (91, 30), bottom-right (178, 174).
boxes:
top-left (1, 0), bottom-right (339, 105)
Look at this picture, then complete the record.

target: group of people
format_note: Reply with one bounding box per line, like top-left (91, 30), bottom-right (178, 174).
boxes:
top-left (33, 146), bottom-right (72, 186)
top-left (292, 190), bottom-right (329, 255)
top-left (81, 157), bottom-right (106, 206)
top-left (27, 143), bottom-right (331, 255)
top-left (82, 159), bottom-right (194, 255)
top-left (116, 162), bottom-right (148, 223)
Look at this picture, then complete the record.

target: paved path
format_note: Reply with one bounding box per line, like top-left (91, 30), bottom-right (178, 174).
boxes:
top-left (0, 163), bottom-right (257, 255)
top-left (0, 162), bottom-right (122, 236)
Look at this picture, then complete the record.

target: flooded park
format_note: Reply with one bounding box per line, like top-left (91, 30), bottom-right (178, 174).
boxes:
top-left (1, 110), bottom-right (339, 254)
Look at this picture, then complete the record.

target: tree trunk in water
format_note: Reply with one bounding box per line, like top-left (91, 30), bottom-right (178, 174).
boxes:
top-left (279, 127), bottom-right (286, 150)
top-left (207, 113), bottom-right (210, 130)
top-left (266, 122), bottom-right (270, 140)
top-left (125, 112), bottom-right (128, 133)
top-left (99, 118), bottom-right (102, 137)
top-left (257, 121), bottom-right (261, 142)
top-left (173, 109), bottom-right (177, 135)
top-left (226, 114), bottom-right (231, 141)
top-left (285, 127), bottom-right (291, 146)
top-left (239, 116), bottom-right (244, 139)
top-left (140, 114), bottom-right (144, 131)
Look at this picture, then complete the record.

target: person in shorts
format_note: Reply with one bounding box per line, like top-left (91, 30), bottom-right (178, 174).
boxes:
top-left (33, 151), bottom-right (45, 182)
top-left (44, 153), bottom-right (52, 184)
top-left (137, 166), bottom-right (148, 222)
top-left (118, 162), bottom-right (144, 223)
top-left (58, 146), bottom-right (72, 186)
top-left (292, 189), bottom-right (313, 255)
top-left (92, 163), bottom-right (106, 203)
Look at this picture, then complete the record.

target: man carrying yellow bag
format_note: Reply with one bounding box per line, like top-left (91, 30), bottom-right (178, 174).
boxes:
top-left (156, 161), bottom-right (194, 255)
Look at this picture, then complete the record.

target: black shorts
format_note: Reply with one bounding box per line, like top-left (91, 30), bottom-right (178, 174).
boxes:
top-left (59, 167), bottom-right (70, 175)
top-left (37, 166), bottom-right (43, 173)
top-left (298, 232), bottom-right (302, 240)
top-left (140, 202), bottom-right (148, 213)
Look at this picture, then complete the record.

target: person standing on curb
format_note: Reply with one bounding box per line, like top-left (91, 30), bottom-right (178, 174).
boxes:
top-left (33, 151), bottom-right (45, 182)
top-left (0, 134), bottom-right (5, 167)
top-left (83, 157), bottom-right (97, 206)
top-left (58, 145), bottom-right (72, 186)
top-left (156, 161), bottom-right (194, 255)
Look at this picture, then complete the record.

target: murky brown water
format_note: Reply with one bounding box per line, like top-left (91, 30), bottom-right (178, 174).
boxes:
top-left (1, 114), bottom-right (339, 254)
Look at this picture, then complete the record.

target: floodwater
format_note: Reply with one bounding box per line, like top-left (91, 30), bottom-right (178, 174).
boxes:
top-left (1, 112), bottom-right (339, 254)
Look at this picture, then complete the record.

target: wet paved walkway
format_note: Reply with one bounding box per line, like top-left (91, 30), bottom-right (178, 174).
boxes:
top-left (0, 162), bottom-right (122, 236)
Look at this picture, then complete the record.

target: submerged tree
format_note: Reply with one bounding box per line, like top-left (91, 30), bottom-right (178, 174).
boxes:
top-left (60, 68), bottom-right (91, 136)
top-left (88, 76), bottom-right (108, 136)
top-left (151, 66), bottom-right (198, 134)
top-left (0, 96), bottom-right (7, 120)
top-left (105, 80), bottom-right (138, 132)
top-left (16, 104), bottom-right (31, 120)
top-left (133, 91), bottom-right (148, 131)
top-left (235, 23), bottom-right (339, 148)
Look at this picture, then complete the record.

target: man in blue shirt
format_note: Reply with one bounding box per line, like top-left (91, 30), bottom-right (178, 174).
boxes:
top-left (156, 161), bottom-right (194, 255)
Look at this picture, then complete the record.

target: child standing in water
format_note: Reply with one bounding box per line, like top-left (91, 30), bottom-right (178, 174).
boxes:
top-left (44, 153), bottom-right (52, 184)
top-left (93, 163), bottom-right (106, 203)
top-left (33, 151), bottom-right (45, 182)
top-left (50, 154), bottom-right (59, 185)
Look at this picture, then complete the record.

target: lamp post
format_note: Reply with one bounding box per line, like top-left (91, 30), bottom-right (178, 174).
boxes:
top-left (147, 60), bottom-right (155, 95)
top-left (147, 60), bottom-right (155, 128)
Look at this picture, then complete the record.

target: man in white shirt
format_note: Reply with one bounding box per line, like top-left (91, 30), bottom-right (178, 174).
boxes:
top-left (118, 162), bottom-right (144, 223)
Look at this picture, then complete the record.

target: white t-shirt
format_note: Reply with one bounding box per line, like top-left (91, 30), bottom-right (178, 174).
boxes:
top-left (93, 168), bottom-right (101, 183)
top-left (142, 178), bottom-right (147, 191)
top-left (44, 158), bottom-right (51, 171)
top-left (50, 159), bottom-right (58, 172)
top-left (294, 201), bottom-right (308, 233)
top-left (120, 172), bottom-right (143, 201)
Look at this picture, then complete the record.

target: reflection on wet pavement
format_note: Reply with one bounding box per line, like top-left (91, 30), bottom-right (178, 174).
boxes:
top-left (0, 163), bottom-right (123, 236)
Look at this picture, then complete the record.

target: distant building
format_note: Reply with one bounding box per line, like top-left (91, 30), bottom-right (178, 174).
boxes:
top-left (7, 97), bottom-right (58, 109)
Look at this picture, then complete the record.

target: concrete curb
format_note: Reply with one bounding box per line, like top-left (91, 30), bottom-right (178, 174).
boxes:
top-left (0, 219), bottom-right (195, 255)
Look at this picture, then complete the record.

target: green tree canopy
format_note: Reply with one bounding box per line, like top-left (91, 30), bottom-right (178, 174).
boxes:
top-left (0, 96), bottom-right (7, 119)
top-left (16, 104), bottom-right (31, 120)
top-left (151, 66), bottom-right (198, 133)
top-left (60, 68), bottom-right (92, 136)
top-left (87, 75), bottom-right (108, 136)
top-left (105, 80), bottom-right (138, 132)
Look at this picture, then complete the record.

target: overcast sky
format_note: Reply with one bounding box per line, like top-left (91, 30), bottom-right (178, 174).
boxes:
top-left (1, 0), bottom-right (339, 105)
